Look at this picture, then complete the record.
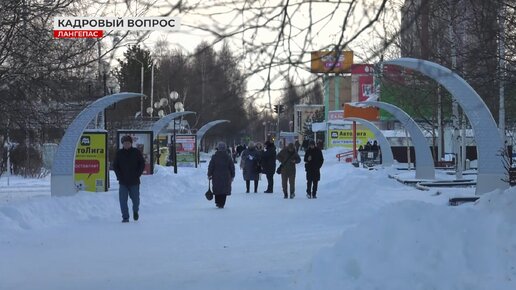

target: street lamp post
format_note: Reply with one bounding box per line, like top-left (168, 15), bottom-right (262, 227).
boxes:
top-left (100, 61), bottom-right (110, 130)
top-left (170, 91), bottom-right (184, 174)
top-left (263, 121), bottom-right (267, 141)
top-left (150, 62), bottom-right (155, 118)
top-left (132, 58), bottom-right (145, 119)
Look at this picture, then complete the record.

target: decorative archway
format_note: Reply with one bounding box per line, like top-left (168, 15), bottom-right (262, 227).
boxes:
top-left (343, 117), bottom-right (394, 167)
top-left (361, 101), bottom-right (435, 179)
top-left (51, 92), bottom-right (145, 196)
top-left (386, 58), bottom-right (508, 194)
top-left (151, 111), bottom-right (195, 137)
top-left (196, 120), bottom-right (231, 150)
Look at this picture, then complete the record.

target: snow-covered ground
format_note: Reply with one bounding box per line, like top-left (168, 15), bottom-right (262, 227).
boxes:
top-left (1, 148), bottom-right (515, 290)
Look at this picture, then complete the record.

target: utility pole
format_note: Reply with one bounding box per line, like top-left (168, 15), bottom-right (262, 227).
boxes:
top-left (6, 116), bottom-right (11, 186)
top-left (449, 0), bottom-right (462, 179)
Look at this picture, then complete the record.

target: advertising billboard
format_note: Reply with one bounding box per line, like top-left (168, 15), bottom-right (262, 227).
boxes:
top-left (175, 135), bottom-right (197, 166)
top-left (328, 129), bottom-right (376, 149)
top-left (117, 130), bottom-right (154, 175)
top-left (311, 51), bottom-right (353, 73)
top-left (74, 131), bottom-right (108, 192)
top-left (351, 64), bottom-right (375, 102)
top-left (294, 105), bottom-right (325, 140)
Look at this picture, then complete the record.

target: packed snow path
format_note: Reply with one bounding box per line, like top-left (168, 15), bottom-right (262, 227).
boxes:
top-left (1, 149), bottom-right (515, 290)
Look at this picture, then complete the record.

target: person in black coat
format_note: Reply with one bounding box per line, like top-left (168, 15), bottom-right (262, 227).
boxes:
top-left (371, 140), bottom-right (379, 159)
top-left (302, 139), bottom-right (309, 152)
top-left (113, 135), bottom-right (145, 222)
top-left (261, 141), bottom-right (277, 193)
top-left (208, 142), bottom-right (235, 208)
top-left (304, 140), bottom-right (324, 199)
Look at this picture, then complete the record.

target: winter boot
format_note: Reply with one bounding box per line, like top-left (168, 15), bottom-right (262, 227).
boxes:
top-left (133, 211), bottom-right (139, 221)
top-left (290, 193), bottom-right (295, 199)
top-left (306, 191), bottom-right (312, 199)
top-left (284, 192), bottom-right (288, 199)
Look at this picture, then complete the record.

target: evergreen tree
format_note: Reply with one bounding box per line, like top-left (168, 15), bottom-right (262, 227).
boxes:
top-left (112, 45), bottom-right (155, 121)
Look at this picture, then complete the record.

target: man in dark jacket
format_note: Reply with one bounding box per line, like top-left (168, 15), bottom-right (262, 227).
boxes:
top-left (304, 140), bottom-right (324, 199)
top-left (261, 141), bottom-right (277, 193)
top-left (113, 135), bottom-right (145, 222)
top-left (276, 143), bottom-right (301, 199)
top-left (208, 142), bottom-right (235, 208)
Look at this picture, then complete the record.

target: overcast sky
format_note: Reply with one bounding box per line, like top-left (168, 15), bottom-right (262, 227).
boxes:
top-left (88, 0), bottom-right (401, 107)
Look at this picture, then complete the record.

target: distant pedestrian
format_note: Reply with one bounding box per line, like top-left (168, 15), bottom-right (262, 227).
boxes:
top-left (113, 135), bottom-right (145, 223)
top-left (276, 143), bottom-right (301, 199)
top-left (294, 139), bottom-right (301, 152)
top-left (255, 142), bottom-right (265, 175)
top-left (261, 141), bottom-right (277, 193)
top-left (236, 144), bottom-right (245, 157)
top-left (302, 139), bottom-right (309, 152)
top-left (240, 141), bottom-right (261, 193)
top-left (231, 145), bottom-right (237, 163)
top-left (304, 140), bottom-right (324, 199)
top-left (364, 141), bottom-right (372, 152)
top-left (358, 145), bottom-right (365, 162)
top-left (371, 140), bottom-right (379, 159)
top-left (208, 142), bottom-right (235, 208)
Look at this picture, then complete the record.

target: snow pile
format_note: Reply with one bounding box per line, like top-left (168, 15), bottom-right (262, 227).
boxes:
top-left (298, 187), bottom-right (516, 290)
top-left (2, 147), bottom-right (515, 290)
top-left (0, 165), bottom-right (202, 231)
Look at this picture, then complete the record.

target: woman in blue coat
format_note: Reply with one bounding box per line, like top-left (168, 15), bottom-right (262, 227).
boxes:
top-left (240, 141), bottom-right (261, 193)
top-left (208, 142), bottom-right (235, 208)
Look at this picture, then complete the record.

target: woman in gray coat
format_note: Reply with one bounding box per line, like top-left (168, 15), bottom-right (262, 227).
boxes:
top-left (240, 141), bottom-right (261, 193)
top-left (208, 142), bottom-right (235, 208)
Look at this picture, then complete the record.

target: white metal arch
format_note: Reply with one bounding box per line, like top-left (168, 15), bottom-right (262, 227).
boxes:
top-left (386, 58), bottom-right (508, 194)
top-left (196, 120), bottom-right (231, 143)
top-left (361, 101), bottom-right (435, 179)
top-left (344, 117), bottom-right (394, 167)
top-left (151, 111), bottom-right (195, 137)
top-left (51, 92), bottom-right (145, 196)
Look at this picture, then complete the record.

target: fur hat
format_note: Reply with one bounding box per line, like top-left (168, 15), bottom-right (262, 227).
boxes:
top-left (121, 135), bottom-right (133, 143)
top-left (217, 142), bottom-right (227, 151)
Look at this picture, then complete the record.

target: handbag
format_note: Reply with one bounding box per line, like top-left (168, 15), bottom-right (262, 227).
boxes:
top-left (205, 179), bottom-right (214, 201)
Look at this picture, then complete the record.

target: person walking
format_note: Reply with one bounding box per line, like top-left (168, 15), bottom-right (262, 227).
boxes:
top-left (371, 140), bottom-right (379, 160)
top-left (301, 138), bottom-right (309, 152)
top-left (113, 135), bottom-right (145, 223)
top-left (294, 139), bottom-right (301, 152)
top-left (208, 142), bottom-right (235, 208)
top-left (261, 141), bottom-right (277, 193)
top-left (276, 143), bottom-right (301, 199)
top-left (240, 141), bottom-right (261, 193)
top-left (304, 140), bottom-right (324, 199)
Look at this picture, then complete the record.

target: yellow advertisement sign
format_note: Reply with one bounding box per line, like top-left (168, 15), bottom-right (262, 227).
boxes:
top-left (311, 51), bottom-right (353, 73)
top-left (328, 129), bottom-right (376, 149)
top-left (74, 131), bottom-right (107, 192)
